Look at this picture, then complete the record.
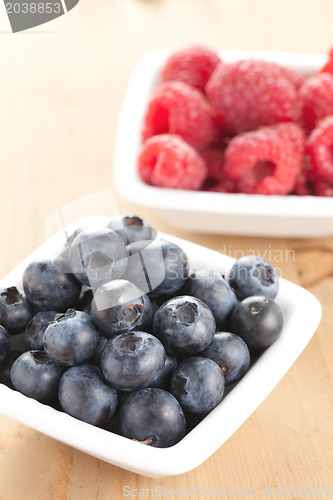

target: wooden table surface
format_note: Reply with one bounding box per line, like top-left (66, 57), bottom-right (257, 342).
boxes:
top-left (1, 1), bottom-right (333, 498)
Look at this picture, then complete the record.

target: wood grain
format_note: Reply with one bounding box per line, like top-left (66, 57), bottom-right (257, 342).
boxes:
top-left (1, 0), bottom-right (333, 498)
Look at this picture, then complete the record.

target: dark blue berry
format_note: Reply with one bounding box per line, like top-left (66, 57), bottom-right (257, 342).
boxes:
top-left (124, 239), bottom-right (188, 298)
top-left (91, 279), bottom-right (146, 337)
top-left (171, 357), bottom-right (224, 414)
top-left (0, 325), bottom-right (10, 366)
top-left (228, 255), bottom-right (279, 301)
top-left (43, 309), bottom-right (99, 366)
top-left (107, 214), bottom-right (154, 245)
top-left (23, 259), bottom-right (81, 311)
top-left (69, 228), bottom-right (128, 288)
top-left (201, 332), bottom-right (250, 385)
top-left (153, 295), bottom-right (215, 356)
top-left (230, 296), bottom-right (284, 349)
top-left (58, 364), bottom-right (118, 425)
top-left (183, 270), bottom-right (237, 328)
top-left (0, 286), bottom-right (34, 334)
top-left (119, 388), bottom-right (186, 447)
top-left (100, 331), bottom-right (166, 391)
top-left (24, 311), bottom-right (58, 350)
top-left (10, 350), bottom-right (65, 402)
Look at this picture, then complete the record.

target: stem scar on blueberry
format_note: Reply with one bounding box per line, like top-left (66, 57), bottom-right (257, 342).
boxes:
top-left (118, 335), bottom-right (141, 352)
top-left (175, 303), bottom-right (197, 325)
top-left (1, 287), bottom-right (23, 306)
top-left (174, 375), bottom-right (188, 395)
top-left (52, 309), bottom-right (76, 323)
top-left (251, 306), bottom-right (259, 315)
top-left (122, 303), bottom-right (144, 323)
top-left (125, 216), bottom-right (144, 228)
top-left (254, 264), bottom-right (274, 286)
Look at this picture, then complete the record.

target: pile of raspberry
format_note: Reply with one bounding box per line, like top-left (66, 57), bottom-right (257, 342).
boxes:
top-left (137, 45), bottom-right (333, 196)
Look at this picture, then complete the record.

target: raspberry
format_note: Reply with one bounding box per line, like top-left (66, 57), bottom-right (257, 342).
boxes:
top-left (142, 81), bottom-right (220, 150)
top-left (298, 73), bottom-right (333, 131)
top-left (314, 179), bottom-right (333, 196)
top-left (138, 134), bottom-right (207, 190)
top-left (224, 123), bottom-right (305, 195)
top-left (318, 48), bottom-right (333, 75)
top-left (307, 115), bottom-right (333, 181)
top-left (161, 45), bottom-right (221, 93)
top-left (206, 60), bottom-right (297, 133)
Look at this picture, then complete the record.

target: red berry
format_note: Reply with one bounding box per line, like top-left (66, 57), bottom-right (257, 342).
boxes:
top-left (138, 134), bottom-right (207, 190)
top-left (318, 48), bottom-right (333, 76)
top-left (206, 60), bottom-right (297, 133)
top-left (307, 115), bottom-right (333, 181)
top-left (142, 81), bottom-right (220, 150)
top-left (161, 45), bottom-right (221, 93)
top-left (298, 73), bottom-right (333, 131)
top-left (224, 123), bottom-right (305, 195)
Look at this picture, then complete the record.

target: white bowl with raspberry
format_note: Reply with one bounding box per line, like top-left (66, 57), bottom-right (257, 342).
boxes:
top-left (114, 49), bottom-right (333, 237)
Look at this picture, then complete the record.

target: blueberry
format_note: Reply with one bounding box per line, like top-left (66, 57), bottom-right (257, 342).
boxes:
top-left (171, 357), bottom-right (225, 414)
top-left (201, 332), bottom-right (250, 385)
top-left (228, 255), bottom-right (279, 301)
top-left (69, 228), bottom-right (128, 288)
top-left (107, 214), bottom-right (154, 245)
top-left (153, 295), bottom-right (215, 356)
top-left (58, 364), bottom-right (118, 425)
top-left (183, 270), bottom-right (237, 328)
top-left (0, 325), bottom-right (10, 366)
top-left (100, 331), bottom-right (166, 391)
top-left (91, 279), bottom-right (146, 337)
top-left (0, 286), bottom-right (34, 334)
top-left (124, 239), bottom-right (188, 298)
top-left (119, 388), bottom-right (186, 447)
top-left (10, 350), bottom-right (65, 402)
top-left (43, 309), bottom-right (99, 366)
top-left (23, 259), bottom-right (81, 311)
top-left (149, 353), bottom-right (178, 390)
top-left (24, 311), bottom-right (58, 350)
top-left (230, 296), bottom-right (284, 349)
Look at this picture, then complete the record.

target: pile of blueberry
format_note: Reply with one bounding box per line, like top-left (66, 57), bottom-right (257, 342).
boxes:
top-left (0, 215), bottom-right (284, 448)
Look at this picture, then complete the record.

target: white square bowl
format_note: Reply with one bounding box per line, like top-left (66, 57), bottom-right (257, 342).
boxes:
top-left (0, 218), bottom-right (322, 477)
top-left (114, 50), bottom-right (333, 238)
